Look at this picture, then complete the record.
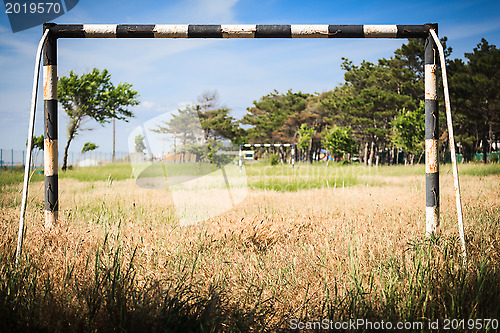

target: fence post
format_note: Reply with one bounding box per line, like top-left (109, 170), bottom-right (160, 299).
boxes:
top-left (43, 23), bottom-right (58, 228)
top-left (11, 149), bottom-right (14, 171)
top-left (425, 23), bottom-right (439, 235)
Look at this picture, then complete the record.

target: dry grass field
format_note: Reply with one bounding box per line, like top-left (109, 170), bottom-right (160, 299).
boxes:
top-left (1, 163), bottom-right (499, 332)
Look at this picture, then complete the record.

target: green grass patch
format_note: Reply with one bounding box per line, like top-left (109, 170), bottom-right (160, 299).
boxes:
top-left (1, 162), bottom-right (498, 192)
top-left (0, 163), bottom-right (133, 187)
top-left (137, 161), bottom-right (220, 179)
top-left (456, 162), bottom-right (500, 176)
top-left (0, 167), bottom-right (44, 187)
top-left (59, 163), bottom-right (133, 182)
top-left (244, 162), bottom-right (421, 191)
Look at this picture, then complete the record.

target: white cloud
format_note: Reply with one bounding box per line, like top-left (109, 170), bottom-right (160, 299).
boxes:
top-left (0, 25), bottom-right (38, 57)
top-left (140, 101), bottom-right (171, 113)
top-left (177, 101), bottom-right (195, 108)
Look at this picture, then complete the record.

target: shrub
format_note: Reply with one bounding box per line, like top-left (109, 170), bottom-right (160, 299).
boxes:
top-left (269, 154), bottom-right (279, 166)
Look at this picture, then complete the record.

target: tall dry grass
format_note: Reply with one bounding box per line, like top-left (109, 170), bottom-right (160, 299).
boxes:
top-left (0, 170), bottom-right (499, 332)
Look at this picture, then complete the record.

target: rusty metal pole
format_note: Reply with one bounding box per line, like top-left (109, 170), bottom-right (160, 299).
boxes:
top-left (43, 23), bottom-right (58, 228)
top-left (425, 23), bottom-right (439, 235)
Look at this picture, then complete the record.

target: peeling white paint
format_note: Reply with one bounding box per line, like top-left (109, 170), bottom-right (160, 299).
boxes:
top-left (425, 139), bottom-right (438, 173)
top-left (291, 25), bottom-right (328, 38)
top-left (426, 206), bottom-right (439, 234)
top-left (45, 210), bottom-right (57, 228)
top-left (221, 25), bottom-right (256, 38)
top-left (425, 64), bottom-right (437, 100)
top-left (363, 25), bottom-right (397, 38)
top-left (44, 139), bottom-right (58, 176)
top-left (83, 24), bottom-right (117, 38)
top-left (43, 65), bottom-right (57, 100)
top-left (154, 25), bottom-right (189, 38)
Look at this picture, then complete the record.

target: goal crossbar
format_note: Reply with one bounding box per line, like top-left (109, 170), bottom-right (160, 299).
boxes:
top-left (47, 24), bottom-right (431, 39)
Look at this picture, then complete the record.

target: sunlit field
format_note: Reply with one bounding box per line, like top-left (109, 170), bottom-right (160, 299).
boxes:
top-left (1, 162), bottom-right (499, 332)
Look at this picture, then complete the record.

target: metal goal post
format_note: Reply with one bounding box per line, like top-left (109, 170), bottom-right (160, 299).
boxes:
top-left (41, 23), bottom-right (440, 233)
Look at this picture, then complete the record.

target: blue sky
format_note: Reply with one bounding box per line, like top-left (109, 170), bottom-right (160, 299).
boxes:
top-left (1, 0), bottom-right (499, 155)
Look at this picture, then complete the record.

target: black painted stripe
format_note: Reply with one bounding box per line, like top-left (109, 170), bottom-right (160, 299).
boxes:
top-left (255, 25), bottom-right (291, 38)
top-left (45, 175), bottom-right (59, 211)
top-left (43, 32), bottom-right (57, 66)
top-left (44, 100), bottom-right (58, 140)
top-left (117, 25), bottom-right (155, 38)
top-left (328, 25), bottom-right (364, 38)
top-left (188, 25), bottom-right (222, 38)
top-left (396, 25), bottom-right (429, 38)
top-left (424, 100), bottom-right (438, 139)
top-left (424, 35), bottom-right (436, 65)
top-left (425, 173), bottom-right (439, 207)
top-left (51, 24), bottom-right (85, 38)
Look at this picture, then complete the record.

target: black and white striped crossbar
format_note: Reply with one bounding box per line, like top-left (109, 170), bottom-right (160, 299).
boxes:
top-left (45, 24), bottom-right (434, 39)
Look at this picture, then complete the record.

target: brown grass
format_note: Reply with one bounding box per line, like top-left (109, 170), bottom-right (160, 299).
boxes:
top-left (1, 172), bottom-right (499, 332)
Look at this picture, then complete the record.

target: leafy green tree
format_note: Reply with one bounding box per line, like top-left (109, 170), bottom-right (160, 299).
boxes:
top-left (27, 134), bottom-right (44, 152)
top-left (297, 124), bottom-right (314, 162)
top-left (198, 106), bottom-right (240, 143)
top-left (323, 126), bottom-right (357, 161)
top-left (242, 90), bottom-right (310, 142)
top-left (196, 90), bottom-right (241, 143)
top-left (134, 135), bottom-right (146, 154)
top-left (195, 91), bottom-right (244, 164)
top-left (58, 68), bottom-right (139, 170)
top-left (320, 38), bottom-right (451, 165)
top-left (336, 58), bottom-right (415, 165)
top-left (392, 102), bottom-right (425, 164)
top-left (81, 142), bottom-right (99, 154)
top-left (26, 134), bottom-right (44, 168)
top-left (449, 39), bottom-right (499, 162)
top-left (151, 105), bottom-right (202, 162)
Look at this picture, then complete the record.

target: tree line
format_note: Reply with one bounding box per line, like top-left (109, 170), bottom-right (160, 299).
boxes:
top-left (239, 38), bottom-right (499, 165)
top-left (51, 37), bottom-right (498, 168)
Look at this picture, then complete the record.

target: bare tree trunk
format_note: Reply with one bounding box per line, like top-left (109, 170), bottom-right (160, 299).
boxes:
top-left (364, 142), bottom-right (369, 166)
top-left (482, 134), bottom-right (488, 164)
top-left (62, 137), bottom-right (73, 171)
top-left (375, 146), bottom-right (380, 167)
top-left (309, 137), bottom-right (313, 164)
top-left (417, 150), bottom-right (424, 164)
top-left (488, 123), bottom-right (493, 154)
top-left (368, 141), bottom-right (375, 167)
top-left (173, 137), bottom-right (176, 163)
top-left (62, 118), bottom-right (80, 171)
top-left (112, 118), bottom-right (115, 162)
